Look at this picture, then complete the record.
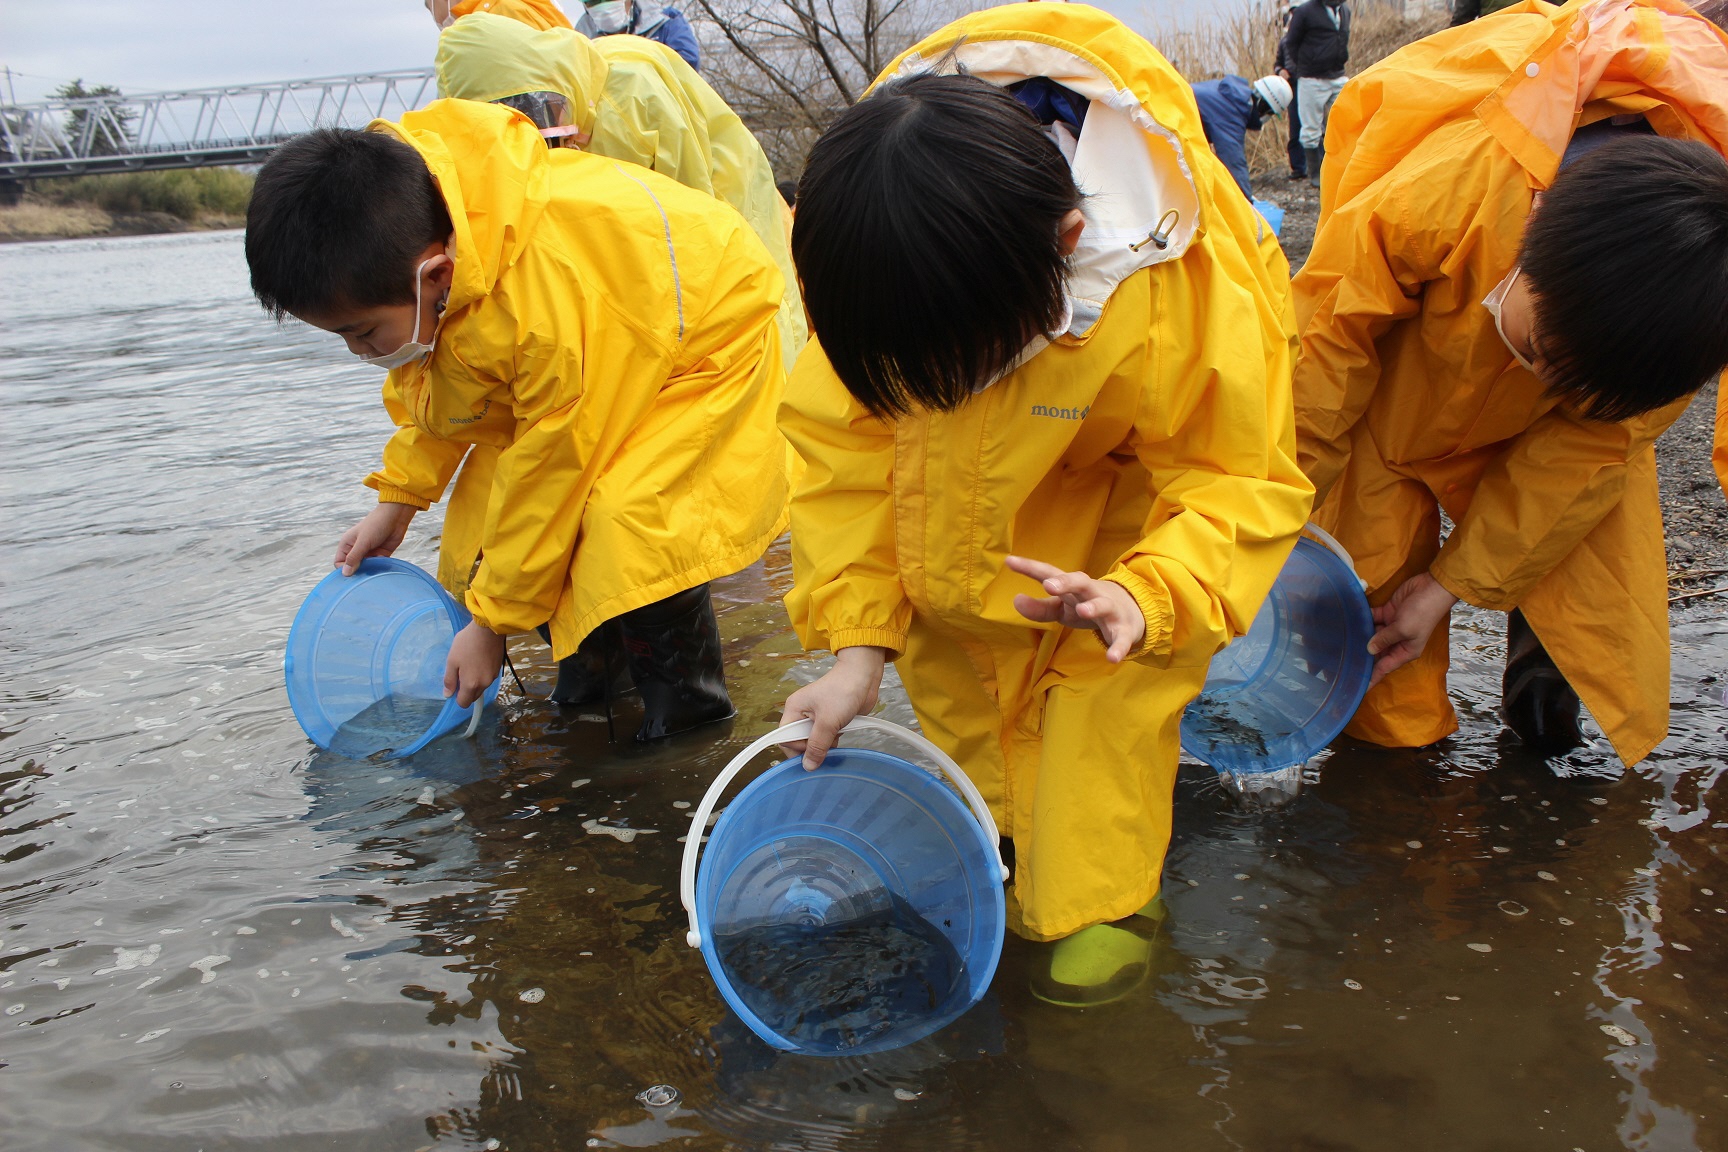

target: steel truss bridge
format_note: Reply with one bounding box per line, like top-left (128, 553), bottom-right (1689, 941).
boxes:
top-left (0, 70), bottom-right (437, 180)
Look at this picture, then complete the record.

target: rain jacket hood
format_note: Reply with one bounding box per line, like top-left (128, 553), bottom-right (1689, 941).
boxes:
top-left (1294, 0), bottom-right (1728, 765)
top-left (449, 0), bottom-right (571, 30)
top-left (877, 3), bottom-right (1212, 335)
top-left (785, 4), bottom-right (1310, 940)
top-left (361, 99), bottom-right (789, 653)
top-left (371, 100), bottom-right (547, 321)
top-left (435, 12), bottom-right (806, 367)
top-left (437, 11), bottom-right (609, 136)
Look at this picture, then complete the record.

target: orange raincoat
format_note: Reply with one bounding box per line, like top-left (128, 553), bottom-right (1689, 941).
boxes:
top-left (1295, 0), bottom-right (1728, 765)
top-left (450, 0), bottom-right (571, 29)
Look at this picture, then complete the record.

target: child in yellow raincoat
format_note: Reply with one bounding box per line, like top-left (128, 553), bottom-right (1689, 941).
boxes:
top-left (776, 3), bottom-right (1313, 1004)
top-left (245, 100), bottom-right (789, 740)
top-left (429, 10), bottom-right (808, 706)
top-left (1294, 0), bottom-right (1728, 764)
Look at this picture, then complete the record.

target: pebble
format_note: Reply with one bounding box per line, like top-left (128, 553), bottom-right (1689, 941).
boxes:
top-left (1467, 943), bottom-right (1493, 953)
top-left (518, 988), bottom-right (545, 1004)
top-left (1600, 1024), bottom-right (1638, 1046)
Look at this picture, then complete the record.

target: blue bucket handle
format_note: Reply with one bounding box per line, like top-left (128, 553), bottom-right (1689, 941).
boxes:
top-left (678, 716), bottom-right (1008, 950)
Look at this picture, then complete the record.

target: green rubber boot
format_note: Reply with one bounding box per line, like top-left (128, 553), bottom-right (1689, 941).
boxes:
top-left (1030, 897), bottom-right (1165, 1008)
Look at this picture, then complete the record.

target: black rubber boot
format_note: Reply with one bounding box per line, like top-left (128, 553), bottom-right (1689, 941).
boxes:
top-left (537, 621), bottom-right (629, 706)
top-left (1502, 609), bottom-right (1585, 756)
top-left (1305, 147), bottom-right (1323, 188)
top-left (618, 584), bottom-right (734, 741)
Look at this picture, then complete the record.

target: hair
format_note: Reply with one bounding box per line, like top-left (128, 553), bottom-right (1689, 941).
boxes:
top-left (246, 128), bottom-right (453, 320)
top-left (791, 71), bottom-right (1082, 417)
top-left (1520, 135), bottom-right (1728, 423)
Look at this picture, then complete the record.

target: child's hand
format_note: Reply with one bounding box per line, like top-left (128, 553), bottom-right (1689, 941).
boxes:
top-left (335, 502), bottom-right (418, 576)
top-left (444, 622), bottom-right (505, 708)
top-left (1365, 571), bottom-right (1458, 687)
top-left (1006, 555), bottom-right (1146, 663)
top-left (779, 646), bottom-right (887, 771)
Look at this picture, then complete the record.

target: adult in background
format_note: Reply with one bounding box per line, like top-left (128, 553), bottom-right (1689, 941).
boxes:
top-left (1282, 0), bottom-right (1350, 186)
top-left (1191, 73), bottom-right (1293, 199)
top-left (575, 0), bottom-right (701, 70)
top-left (1275, 0), bottom-right (1306, 180)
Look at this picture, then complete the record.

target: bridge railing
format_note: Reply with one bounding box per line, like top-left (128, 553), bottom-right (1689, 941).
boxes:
top-left (0, 70), bottom-right (438, 179)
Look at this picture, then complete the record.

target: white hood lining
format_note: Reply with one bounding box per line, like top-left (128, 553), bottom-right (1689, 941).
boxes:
top-left (893, 39), bottom-right (1202, 332)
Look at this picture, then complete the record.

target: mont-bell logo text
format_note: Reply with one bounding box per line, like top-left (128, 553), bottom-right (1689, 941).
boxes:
top-left (1030, 403), bottom-right (1090, 420)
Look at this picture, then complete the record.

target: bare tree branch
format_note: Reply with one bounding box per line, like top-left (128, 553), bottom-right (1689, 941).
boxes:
top-left (691, 0), bottom-right (985, 174)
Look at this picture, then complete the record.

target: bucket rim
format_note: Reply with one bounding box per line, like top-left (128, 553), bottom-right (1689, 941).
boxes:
top-left (283, 556), bottom-right (490, 755)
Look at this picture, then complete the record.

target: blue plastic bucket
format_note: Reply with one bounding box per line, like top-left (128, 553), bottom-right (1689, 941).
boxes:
top-left (284, 557), bottom-right (497, 759)
top-left (1252, 198), bottom-right (1285, 238)
top-left (681, 718), bottom-right (1007, 1057)
top-left (1181, 531), bottom-right (1374, 774)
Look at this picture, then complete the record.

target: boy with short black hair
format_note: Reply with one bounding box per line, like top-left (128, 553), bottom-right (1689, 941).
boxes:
top-left (246, 100), bottom-right (789, 740)
top-left (1294, 0), bottom-right (1728, 764)
top-left (776, 5), bottom-right (1311, 1003)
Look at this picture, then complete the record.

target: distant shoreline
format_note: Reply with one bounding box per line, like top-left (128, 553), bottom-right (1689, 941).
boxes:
top-left (0, 202), bottom-right (243, 244)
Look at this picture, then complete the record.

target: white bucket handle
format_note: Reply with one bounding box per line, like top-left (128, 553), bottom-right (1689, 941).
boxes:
top-left (1301, 522), bottom-right (1369, 592)
top-left (678, 716), bottom-right (1008, 949)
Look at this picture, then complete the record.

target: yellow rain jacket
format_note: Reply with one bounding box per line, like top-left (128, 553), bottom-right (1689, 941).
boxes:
top-left (436, 14), bottom-right (804, 369)
top-left (361, 99), bottom-right (788, 657)
top-left (781, 4), bottom-right (1312, 941)
top-left (432, 13), bottom-right (807, 603)
top-left (449, 0), bottom-right (571, 30)
top-left (1294, 0), bottom-right (1728, 765)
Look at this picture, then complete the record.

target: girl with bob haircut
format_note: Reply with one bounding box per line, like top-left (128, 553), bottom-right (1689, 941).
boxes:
top-left (776, 3), bottom-right (1313, 1004)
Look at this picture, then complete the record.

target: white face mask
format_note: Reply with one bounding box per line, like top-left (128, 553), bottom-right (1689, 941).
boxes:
top-left (361, 258), bottom-right (445, 370)
top-left (1483, 265), bottom-right (1537, 374)
top-left (587, 0), bottom-right (631, 33)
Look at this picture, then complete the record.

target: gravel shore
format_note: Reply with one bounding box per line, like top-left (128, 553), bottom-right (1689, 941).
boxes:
top-left (1255, 176), bottom-right (1728, 596)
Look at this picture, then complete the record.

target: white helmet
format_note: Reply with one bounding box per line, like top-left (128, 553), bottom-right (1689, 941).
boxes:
top-left (1252, 74), bottom-right (1293, 117)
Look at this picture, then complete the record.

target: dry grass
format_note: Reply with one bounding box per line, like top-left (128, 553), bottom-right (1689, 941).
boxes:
top-left (0, 202), bottom-right (112, 241)
top-left (1144, 0), bottom-right (1446, 177)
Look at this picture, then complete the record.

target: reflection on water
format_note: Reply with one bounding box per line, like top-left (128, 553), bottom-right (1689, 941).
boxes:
top-left (2, 231), bottom-right (1727, 1151)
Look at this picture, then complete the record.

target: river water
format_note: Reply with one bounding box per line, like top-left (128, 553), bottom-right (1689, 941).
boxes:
top-left (2, 230), bottom-right (1726, 1151)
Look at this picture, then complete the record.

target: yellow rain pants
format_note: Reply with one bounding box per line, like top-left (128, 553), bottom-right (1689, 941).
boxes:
top-left (1294, 0), bottom-right (1728, 766)
top-left (361, 100), bottom-right (788, 657)
top-left (432, 13), bottom-right (808, 601)
top-left (781, 4), bottom-right (1313, 942)
top-left (449, 0), bottom-right (570, 30)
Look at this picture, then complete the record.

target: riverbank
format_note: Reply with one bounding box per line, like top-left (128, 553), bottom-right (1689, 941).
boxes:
top-left (1, 166), bottom-right (252, 243)
top-left (0, 200), bottom-right (243, 243)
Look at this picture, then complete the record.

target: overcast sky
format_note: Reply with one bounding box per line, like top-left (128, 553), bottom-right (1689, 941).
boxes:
top-left (0, 1), bottom-right (1201, 104)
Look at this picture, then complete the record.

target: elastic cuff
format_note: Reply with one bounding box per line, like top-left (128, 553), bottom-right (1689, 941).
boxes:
top-left (372, 484), bottom-right (432, 512)
top-left (464, 589), bottom-right (540, 638)
top-left (1102, 568), bottom-right (1173, 662)
top-left (825, 628), bottom-right (907, 658)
